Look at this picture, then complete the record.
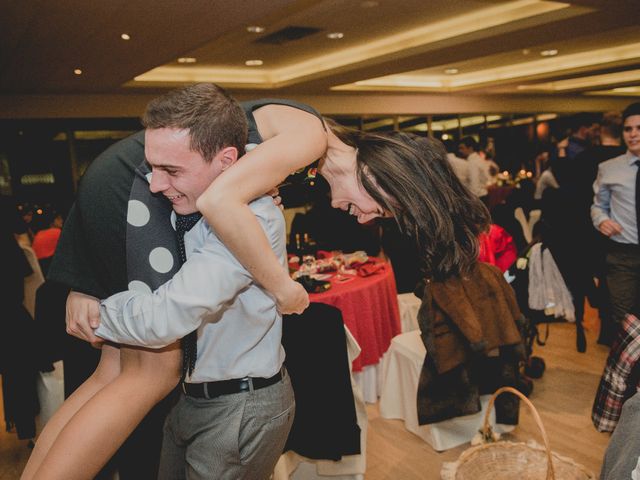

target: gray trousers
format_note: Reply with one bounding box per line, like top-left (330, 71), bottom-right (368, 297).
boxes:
top-left (606, 246), bottom-right (640, 325)
top-left (158, 371), bottom-right (295, 480)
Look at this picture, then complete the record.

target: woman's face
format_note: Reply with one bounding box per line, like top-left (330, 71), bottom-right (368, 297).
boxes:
top-left (319, 131), bottom-right (390, 224)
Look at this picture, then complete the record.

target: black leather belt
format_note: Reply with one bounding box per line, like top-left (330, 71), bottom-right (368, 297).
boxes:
top-left (182, 368), bottom-right (284, 399)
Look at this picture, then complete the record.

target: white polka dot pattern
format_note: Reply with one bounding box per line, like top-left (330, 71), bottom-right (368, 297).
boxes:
top-left (145, 172), bottom-right (153, 183)
top-left (245, 143), bottom-right (258, 152)
top-left (127, 200), bottom-right (151, 227)
top-left (149, 247), bottom-right (174, 274)
top-left (128, 280), bottom-right (152, 293)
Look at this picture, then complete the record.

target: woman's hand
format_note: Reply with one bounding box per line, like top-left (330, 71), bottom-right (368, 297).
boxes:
top-left (66, 291), bottom-right (103, 344)
top-left (273, 278), bottom-right (310, 315)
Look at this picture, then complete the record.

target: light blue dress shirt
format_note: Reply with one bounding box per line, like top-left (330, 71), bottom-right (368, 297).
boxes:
top-left (95, 196), bottom-right (287, 383)
top-left (591, 151), bottom-right (640, 245)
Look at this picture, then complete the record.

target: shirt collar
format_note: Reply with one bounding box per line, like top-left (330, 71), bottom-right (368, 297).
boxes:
top-left (625, 150), bottom-right (640, 165)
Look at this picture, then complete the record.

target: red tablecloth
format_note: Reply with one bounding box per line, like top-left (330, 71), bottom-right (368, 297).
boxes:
top-left (309, 262), bottom-right (401, 372)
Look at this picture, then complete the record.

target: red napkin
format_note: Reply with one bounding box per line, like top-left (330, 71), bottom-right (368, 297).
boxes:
top-left (357, 262), bottom-right (385, 277)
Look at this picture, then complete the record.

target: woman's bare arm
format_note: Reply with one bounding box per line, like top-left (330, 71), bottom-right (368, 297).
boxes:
top-left (196, 104), bottom-right (327, 314)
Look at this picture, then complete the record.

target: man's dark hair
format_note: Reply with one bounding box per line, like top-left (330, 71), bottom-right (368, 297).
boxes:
top-left (142, 83), bottom-right (248, 161)
top-left (459, 136), bottom-right (479, 152)
top-left (601, 111), bottom-right (622, 139)
top-left (442, 138), bottom-right (457, 154)
top-left (622, 102), bottom-right (640, 122)
top-left (570, 112), bottom-right (599, 131)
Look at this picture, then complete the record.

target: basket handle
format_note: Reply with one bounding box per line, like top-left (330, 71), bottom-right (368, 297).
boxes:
top-left (481, 386), bottom-right (555, 480)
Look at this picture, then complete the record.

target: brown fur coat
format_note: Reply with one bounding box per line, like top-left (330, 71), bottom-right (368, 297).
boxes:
top-left (416, 262), bottom-right (526, 424)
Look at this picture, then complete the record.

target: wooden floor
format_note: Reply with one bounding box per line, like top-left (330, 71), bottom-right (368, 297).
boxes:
top-left (1, 309), bottom-right (611, 479)
top-left (365, 309), bottom-right (611, 480)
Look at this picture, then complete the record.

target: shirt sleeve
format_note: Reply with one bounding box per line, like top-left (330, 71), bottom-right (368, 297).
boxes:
top-left (591, 164), bottom-right (611, 229)
top-left (95, 230), bottom-right (253, 348)
top-left (95, 196), bottom-right (284, 348)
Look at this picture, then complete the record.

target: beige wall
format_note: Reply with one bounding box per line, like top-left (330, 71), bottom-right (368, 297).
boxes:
top-left (0, 93), bottom-right (635, 119)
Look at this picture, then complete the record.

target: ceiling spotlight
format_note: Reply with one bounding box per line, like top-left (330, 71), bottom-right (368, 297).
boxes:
top-left (74, 68), bottom-right (82, 75)
top-left (444, 68), bottom-right (459, 75)
top-left (245, 59), bottom-right (264, 66)
top-left (540, 49), bottom-right (558, 57)
top-left (177, 57), bottom-right (197, 64)
top-left (247, 25), bottom-right (265, 33)
top-left (327, 32), bottom-right (344, 40)
top-left (121, 33), bottom-right (131, 40)
top-left (441, 133), bottom-right (450, 140)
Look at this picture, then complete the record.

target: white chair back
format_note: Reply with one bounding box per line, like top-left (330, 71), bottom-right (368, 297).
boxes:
top-left (21, 245), bottom-right (45, 318)
top-left (514, 207), bottom-right (532, 243)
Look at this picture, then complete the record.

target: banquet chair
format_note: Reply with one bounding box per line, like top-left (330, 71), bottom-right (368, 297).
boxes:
top-left (21, 248), bottom-right (65, 434)
top-left (21, 244), bottom-right (45, 318)
top-left (528, 209), bottom-right (541, 236)
top-left (396, 292), bottom-right (420, 332)
top-left (274, 304), bottom-right (367, 480)
top-left (379, 330), bottom-right (513, 452)
top-left (514, 207), bottom-right (532, 244)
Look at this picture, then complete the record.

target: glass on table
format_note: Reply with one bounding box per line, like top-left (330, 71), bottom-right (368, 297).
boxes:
top-left (299, 255), bottom-right (317, 276)
top-left (331, 251), bottom-right (348, 280)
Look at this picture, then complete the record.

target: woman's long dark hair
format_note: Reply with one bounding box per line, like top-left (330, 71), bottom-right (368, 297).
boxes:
top-left (329, 123), bottom-right (489, 279)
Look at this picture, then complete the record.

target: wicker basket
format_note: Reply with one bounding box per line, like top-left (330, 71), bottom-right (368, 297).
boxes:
top-left (440, 387), bottom-right (595, 480)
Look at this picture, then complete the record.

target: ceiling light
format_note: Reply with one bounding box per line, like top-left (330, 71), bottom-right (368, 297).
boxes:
top-left (360, 0), bottom-right (379, 7)
top-left (522, 49), bottom-right (530, 55)
top-left (540, 49), bottom-right (558, 57)
top-left (245, 59), bottom-right (264, 66)
top-left (74, 68), bottom-right (82, 75)
top-left (444, 68), bottom-right (459, 75)
top-left (135, 0), bottom-right (571, 89)
top-left (177, 57), bottom-right (197, 64)
top-left (247, 26), bottom-right (265, 33)
top-left (327, 32), bottom-right (344, 40)
top-left (121, 33), bottom-right (130, 40)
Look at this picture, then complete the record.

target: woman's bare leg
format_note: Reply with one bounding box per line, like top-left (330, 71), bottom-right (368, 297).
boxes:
top-left (21, 344), bottom-right (122, 480)
top-left (27, 343), bottom-right (181, 480)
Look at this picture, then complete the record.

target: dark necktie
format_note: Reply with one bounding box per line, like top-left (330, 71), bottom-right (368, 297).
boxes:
top-left (636, 160), bottom-right (640, 244)
top-left (175, 212), bottom-right (202, 378)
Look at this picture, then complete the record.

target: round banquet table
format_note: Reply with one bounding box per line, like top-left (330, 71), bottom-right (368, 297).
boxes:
top-left (309, 261), bottom-right (401, 373)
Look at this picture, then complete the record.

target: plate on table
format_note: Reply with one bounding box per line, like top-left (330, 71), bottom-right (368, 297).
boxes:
top-left (311, 273), bottom-right (332, 281)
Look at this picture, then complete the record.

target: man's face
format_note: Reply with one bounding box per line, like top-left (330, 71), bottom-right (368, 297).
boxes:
top-left (145, 128), bottom-right (224, 215)
top-left (458, 144), bottom-right (472, 159)
top-left (623, 115), bottom-right (640, 157)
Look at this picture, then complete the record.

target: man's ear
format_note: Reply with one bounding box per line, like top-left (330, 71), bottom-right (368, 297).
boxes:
top-left (219, 146), bottom-right (239, 171)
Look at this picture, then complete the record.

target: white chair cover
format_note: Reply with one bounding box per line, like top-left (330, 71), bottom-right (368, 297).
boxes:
top-left (35, 360), bottom-right (65, 434)
top-left (396, 292), bottom-right (421, 333)
top-left (514, 207), bottom-right (532, 244)
top-left (21, 245), bottom-right (44, 318)
top-left (379, 331), bottom-right (513, 451)
top-left (273, 326), bottom-right (367, 480)
top-left (528, 209), bottom-right (541, 237)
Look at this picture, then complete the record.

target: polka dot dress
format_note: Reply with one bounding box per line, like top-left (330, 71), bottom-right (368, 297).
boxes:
top-left (126, 162), bottom-right (180, 296)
